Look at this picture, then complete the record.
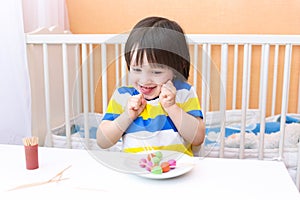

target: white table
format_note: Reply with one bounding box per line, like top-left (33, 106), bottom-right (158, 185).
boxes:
top-left (1, 144), bottom-right (299, 199)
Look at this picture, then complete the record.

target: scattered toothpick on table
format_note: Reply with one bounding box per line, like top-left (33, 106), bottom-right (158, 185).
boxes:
top-left (22, 136), bottom-right (39, 146)
top-left (7, 165), bottom-right (72, 191)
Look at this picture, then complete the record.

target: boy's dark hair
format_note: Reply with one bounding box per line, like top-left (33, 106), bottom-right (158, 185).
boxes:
top-left (124, 16), bottom-right (190, 80)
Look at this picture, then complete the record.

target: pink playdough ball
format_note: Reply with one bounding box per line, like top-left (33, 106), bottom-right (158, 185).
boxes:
top-left (139, 158), bottom-right (147, 168)
top-left (168, 159), bottom-right (176, 169)
top-left (146, 161), bottom-right (153, 171)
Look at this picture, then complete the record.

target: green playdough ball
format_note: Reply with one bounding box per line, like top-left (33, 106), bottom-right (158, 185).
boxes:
top-left (151, 166), bottom-right (163, 174)
top-left (155, 151), bottom-right (163, 159)
top-left (151, 156), bottom-right (161, 165)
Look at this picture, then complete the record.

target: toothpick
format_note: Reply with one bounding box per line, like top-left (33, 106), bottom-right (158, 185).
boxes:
top-left (7, 165), bottom-right (72, 191)
top-left (22, 136), bottom-right (39, 146)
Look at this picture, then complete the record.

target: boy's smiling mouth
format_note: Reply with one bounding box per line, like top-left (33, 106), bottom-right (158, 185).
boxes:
top-left (139, 85), bottom-right (158, 95)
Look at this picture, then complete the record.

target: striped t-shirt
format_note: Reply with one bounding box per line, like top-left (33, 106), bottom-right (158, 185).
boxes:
top-left (102, 79), bottom-right (203, 156)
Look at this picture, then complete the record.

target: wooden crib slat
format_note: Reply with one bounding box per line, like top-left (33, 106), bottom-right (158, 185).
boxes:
top-left (232, 44), bottom-right (239, 110)
top-left (246, 44), bottom-right (252, 109)
top-left (42, 43), bottom-right (52, 147)
top-left (206, 45), bottom-right (211, 111)
top-left (271, 44), bottom-right (279, 116)
top-left (219, 44), bottom-right (228, 158)
top-left (62, 43), bottom-right (71, 148)
top-left (279, 44), bottom-right (292, 159)
top-left (259, 45), bottom-right (265, 111)
top-left (101, 44), bottom-right (108, 112)
top-left (198, 43), bottom-right (206, 157)
top-left (239, 44), bottom-right (250, 159)
top-left (193, 44), bottom-right (198, 91)
top-left (89, 44), bottom-right (95, 113)
top-left (258, 44), bottom-right (270, 160)
top-left (201, 43), bottom-right (208, 116)
top-left (121, 43), bottom-right (127, 86)
top-left (81, 43), bottom-right (90, 140)
top-left (115, 44), bottom-right (120, 87)
top-left (74, 44), bottom-right (82, 114)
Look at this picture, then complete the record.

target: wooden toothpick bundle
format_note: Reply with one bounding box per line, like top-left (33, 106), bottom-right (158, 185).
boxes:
top-left (22, 136), bottom-right (39, 146)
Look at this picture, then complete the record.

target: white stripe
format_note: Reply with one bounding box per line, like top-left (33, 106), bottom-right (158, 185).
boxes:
top-left (122, 130), bottom-right (186, 149)
top-left (111, 91), bottom-right (132, 107)
top-left (175, 86), bottom-right (198, 104)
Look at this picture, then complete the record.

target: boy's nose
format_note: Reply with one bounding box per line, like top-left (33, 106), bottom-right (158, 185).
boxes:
top-left (140, 72), bottom-right (151, 83)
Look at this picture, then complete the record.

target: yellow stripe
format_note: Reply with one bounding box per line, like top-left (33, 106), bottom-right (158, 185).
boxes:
top-left (106, 99), bottom-right (124, 114)
top-left (123, 144), bottom-right (193, 156)
top-left (179, 97), bottom-right (201, 112)
top-left (106, 96), bottom-right (200, 118)
top-left (139, 98), bottom-right (200, 119)
top-left (140, 104), bottom-right (166, 119)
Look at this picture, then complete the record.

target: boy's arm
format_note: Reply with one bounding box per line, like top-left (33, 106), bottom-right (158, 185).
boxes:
top-left (164, 105), bottom-right (205, 146)
top-left (159, 81), bottom-right (205, 145)
top-left (97, 94), bottom-right (146, 149)
top-left (96, 111), bottom-right (132, 149)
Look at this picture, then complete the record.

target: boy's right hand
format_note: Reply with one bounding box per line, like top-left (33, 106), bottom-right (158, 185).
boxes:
top-left (126, 94), bottom-right (146, 120)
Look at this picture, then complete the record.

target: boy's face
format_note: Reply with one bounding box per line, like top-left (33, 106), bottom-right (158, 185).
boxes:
top-left (129, 55), bottom-right (174, 100)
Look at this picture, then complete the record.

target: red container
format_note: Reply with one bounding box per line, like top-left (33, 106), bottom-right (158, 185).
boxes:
top-left (24, 144), bottom-right (39, 170)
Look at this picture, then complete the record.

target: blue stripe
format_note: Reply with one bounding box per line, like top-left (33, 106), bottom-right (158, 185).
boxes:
top-left (102, 114), bottom-right (178, 133)
top-left (187, 110), bottom-right (203, 118)
top-left (126, 115), bottom-right (178, 133)
top-left (103, 110), bottom-right (203, 132)
top-left (102, 113), bottom-right (119, 121)
top-left (117, 87), bottom-right (139, 95)
top-left (173, 79), bottom-right (191, 90)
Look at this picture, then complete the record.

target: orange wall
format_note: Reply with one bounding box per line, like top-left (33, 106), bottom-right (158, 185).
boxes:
top-left (66, 0), bottom-right (300, 34)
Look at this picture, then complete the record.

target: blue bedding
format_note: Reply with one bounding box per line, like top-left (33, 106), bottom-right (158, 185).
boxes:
top-left (62, 115), bottom-right (300, 141)
top-left (206, 115), bottom-right (300, 136)
top-left (205, 115), bottom-right (300, 146)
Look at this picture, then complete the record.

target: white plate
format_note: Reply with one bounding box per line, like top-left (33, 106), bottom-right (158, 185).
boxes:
top-left (135, 150), bottom-right (196, 179)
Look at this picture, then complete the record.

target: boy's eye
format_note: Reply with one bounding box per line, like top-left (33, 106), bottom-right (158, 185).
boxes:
top-left (152, 71), bottom-right (163, 75)
top-left (131, 68), bottom-right (142, 72)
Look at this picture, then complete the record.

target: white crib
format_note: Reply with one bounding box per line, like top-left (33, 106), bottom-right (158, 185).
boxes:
top-left (25, 33), bottom-right (300, 190)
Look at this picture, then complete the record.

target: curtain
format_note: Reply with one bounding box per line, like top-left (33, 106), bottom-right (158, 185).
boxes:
top-left (22, 0), bottom-right (70, 33)
top-left (22, 0), bottom-right (70, 146)
top-left (0, 0), bottom-right (69, 144)
top-left (0, 0), bottom-right (31, 144)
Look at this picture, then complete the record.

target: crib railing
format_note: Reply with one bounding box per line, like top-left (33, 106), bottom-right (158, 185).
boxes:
top-left (25, 34), bottom-right (300, 189)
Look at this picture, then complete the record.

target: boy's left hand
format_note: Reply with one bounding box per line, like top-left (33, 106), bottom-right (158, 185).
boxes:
top-left (159, 80), bottom-right (176, 109)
